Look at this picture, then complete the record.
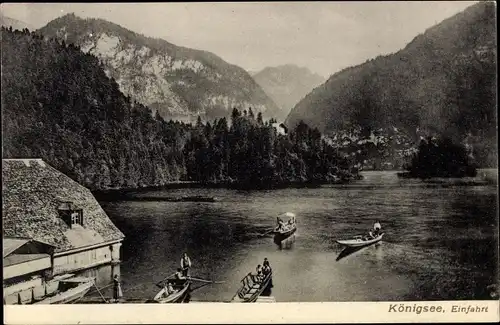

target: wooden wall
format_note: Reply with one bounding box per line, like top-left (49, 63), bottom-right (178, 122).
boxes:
top-left (53, 245), bottom-right (112, 275)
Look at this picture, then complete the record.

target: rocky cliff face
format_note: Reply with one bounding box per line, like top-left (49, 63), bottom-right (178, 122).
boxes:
top-left (38, 14), bottom-right (279, 122)
top-left (286, 2), bottom-right (496, 167)
top-left (252, 64), bottom-right (324, 122)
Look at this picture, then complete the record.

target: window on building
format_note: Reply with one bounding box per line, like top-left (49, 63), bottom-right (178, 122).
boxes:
top-left (57, 201), bottom-right (84, 228)
top-left (70, 211), bottom-right (83, 226)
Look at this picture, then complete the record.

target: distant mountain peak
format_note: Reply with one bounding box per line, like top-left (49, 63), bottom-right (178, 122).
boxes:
top-left (252, 64), bottom-right (325, 121)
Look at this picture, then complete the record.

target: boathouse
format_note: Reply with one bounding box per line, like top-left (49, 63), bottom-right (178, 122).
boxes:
top-left (3, 237), bottom-right (56, 304)
top-left (2, 159), bottom-right (125, 282)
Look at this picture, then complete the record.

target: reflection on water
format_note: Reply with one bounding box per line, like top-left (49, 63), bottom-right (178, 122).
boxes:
top-left (98, 171), bottom-right (498, 302)
top-left (336, 245), bottom-right (366, 261)
top-left (261, 284), bottom-right (273, 297)
top-left (274, 234), bottom-right (296, 249)
top-left (336, 242), bottom-right (385, 262)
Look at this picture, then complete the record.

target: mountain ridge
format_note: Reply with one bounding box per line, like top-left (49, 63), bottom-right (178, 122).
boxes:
top-left (37, 13), bottom-right (280, 122)
top-left (286, 2), bottom-right (496, 167)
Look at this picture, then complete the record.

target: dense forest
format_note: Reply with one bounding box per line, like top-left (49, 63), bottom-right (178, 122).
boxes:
top-left (1, 27), bottom-right (356, 190)
top-left (402, 137), bottom-right (477, 179)
top-left (184, 110), bottom-right (356, 187)
top-left (286, 2), bottom-right (496, 168)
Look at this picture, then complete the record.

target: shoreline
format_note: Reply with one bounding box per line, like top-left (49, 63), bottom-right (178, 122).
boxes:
top-left (91, 177), bottom-right (360, 201)
top-left (91, 170), bottom-right (498, 202)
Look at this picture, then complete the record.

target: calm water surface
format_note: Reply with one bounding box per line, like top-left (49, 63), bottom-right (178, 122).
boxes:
top-left (98, 171), bottom-right (498, 302)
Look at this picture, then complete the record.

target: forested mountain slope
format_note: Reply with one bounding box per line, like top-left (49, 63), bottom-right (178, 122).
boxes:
top-left (286, 2), bottom-right (496, 167)
top-left (1, 27), bottom-right (190, 189)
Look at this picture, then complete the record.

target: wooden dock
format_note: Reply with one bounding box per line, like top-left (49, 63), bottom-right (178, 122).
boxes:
top-left (77, 297), bottom-right (154, 304)
top-left (255, 296), bottom-right (276, 303)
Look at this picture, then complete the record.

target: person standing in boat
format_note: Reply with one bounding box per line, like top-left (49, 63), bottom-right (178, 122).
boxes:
top-left (180, 253), bottom-right (192, 277)
top-left (262, 258), bottom-right (273, 288)
top-left (373, 221), bottom-right (382, 236)
top-left (113, 274), bottom-right (123, 303)
top-left (262, 258), bottom-right (271, 274)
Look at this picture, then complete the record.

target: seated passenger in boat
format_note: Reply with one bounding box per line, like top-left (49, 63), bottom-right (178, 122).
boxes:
top-left (166, 282), bottom-right (176, 294)
top-left (163, 282), bottom-right (174, 295)
top-left (254, 264), bottom-right (263, 281)
top-left (277, 217), bottom-right (285, 231)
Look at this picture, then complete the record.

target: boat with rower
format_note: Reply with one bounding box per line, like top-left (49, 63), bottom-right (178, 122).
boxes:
top-left (231, 270), bottom-right (273, 303)
top-left (336, 232), bottom-right (384, 247)
top-left (153, 277), bottom-right (191, 303)
top-left (273, 212), bottom-right (297, 241)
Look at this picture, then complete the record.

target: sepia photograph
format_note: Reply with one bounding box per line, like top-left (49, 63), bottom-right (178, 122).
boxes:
top-left (1, 1), bottom-right (498, 323)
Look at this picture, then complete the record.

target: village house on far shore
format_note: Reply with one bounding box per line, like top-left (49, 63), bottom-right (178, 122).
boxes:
top-left (2, 158), bottom-right (125, 304)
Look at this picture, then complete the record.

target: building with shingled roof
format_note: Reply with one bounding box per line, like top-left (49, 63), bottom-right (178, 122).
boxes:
top-left (2, 158), bottom-right (125, 303)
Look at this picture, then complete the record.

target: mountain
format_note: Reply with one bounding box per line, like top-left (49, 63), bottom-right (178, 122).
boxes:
top-left (286, 2), bottom-right (496, 167)
top-left (1, 27), bottom-right (189, 190)
top-left (37, 14), bottom-right (279, 122)
top-left (253, 64), bottom-right (325, 121)
top-left (0, 13), bottom-right (34, 31)
top-left (1, 27), bottom-right (356, 190)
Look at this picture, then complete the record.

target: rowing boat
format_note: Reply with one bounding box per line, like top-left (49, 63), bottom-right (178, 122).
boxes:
top-left (153, 278), bottom-right (191, 303)
top-left (33, 276), bottom-right (95, 304)
top-left (231, 270), bottom-right (273, 303)
top-left (273, 212), bottom-right (297, 241)
top-left (273, 224), bottom-right (297, 241)
top-left (336, 233), bottom-right (384, 247)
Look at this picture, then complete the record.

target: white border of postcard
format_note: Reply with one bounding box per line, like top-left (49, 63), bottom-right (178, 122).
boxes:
top-left (4, 301), bottom-right (500, 324)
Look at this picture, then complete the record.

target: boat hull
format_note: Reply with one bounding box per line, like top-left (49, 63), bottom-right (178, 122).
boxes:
top-left (336, 233), bottom-right (384, 247)
top-left (232, 271), bottom-right (273, 303)
top-left (273, 226), bottom-right (297, 241)
top-left (33, 279), bottom-right (94, 304)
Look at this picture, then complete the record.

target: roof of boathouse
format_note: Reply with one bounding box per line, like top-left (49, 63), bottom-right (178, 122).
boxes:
top-left (3, 237), bottom-right (55, 258)
top-left (2, 159), bottom-right (124, 253)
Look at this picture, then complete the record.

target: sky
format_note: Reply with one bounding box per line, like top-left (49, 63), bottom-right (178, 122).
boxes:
top-left (1, 1), bottom-right (478, 78)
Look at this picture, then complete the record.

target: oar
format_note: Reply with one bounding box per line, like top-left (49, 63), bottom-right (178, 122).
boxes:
top-left (258, 228), bottom-right (276, 237)
top-left (189, 277), bottom-right (225, 284)
top-left (87, 282), bottom-right (114, 294)
top-left (93, 283), bottom-right (108, 303)
top-left (190, 282), bottom-right (212, 292)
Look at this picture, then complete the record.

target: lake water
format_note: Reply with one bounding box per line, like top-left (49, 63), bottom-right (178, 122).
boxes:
top-left (96, 170), bottom-right (498, 302)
